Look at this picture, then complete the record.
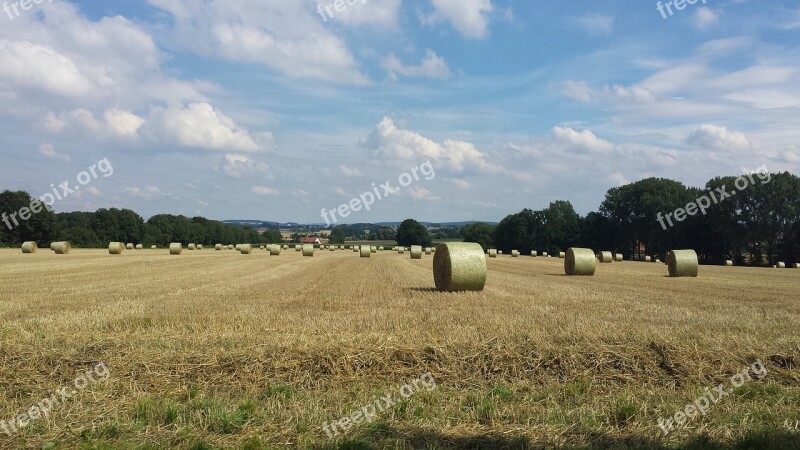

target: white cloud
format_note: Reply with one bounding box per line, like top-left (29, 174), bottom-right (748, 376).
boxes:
top-left (553, 127), bottom-right (614, 153)
top-left (251, 186), bottom-right (278, 196)
top-left (339, 165), bottom-right (363, 177)
top-left (575, 14), bottom-right (614, 35)
top-left (448, 178), bottom-right (471, 189)
top-left (324, 0), bottom-right (401, 28)
top-left (685, 125), bottom-right (751, 151)
top-left (365, 117), bottom-right (499, 173)
top-left (38, 144), bottom-right (70, 162)
top-left (125, 185), bottom-right (160, 198)
top-left (86, 186), bottom-right (102, 196)
top-left (218, 153), bottom-right (270, 178)
top-left (427, 0), bottom-right (493, 39)
top-left (0, 39), bottom-right (94, 97)
top-left (104, 109), bottom-right (144, 138)
top-left (46, 108), bottom-right (145, 139)
top-left (150, 103), bottom-right (264, 152)
top-left (408, 186), bottom-right (441, 201)
top-left (610, 172), bottom-right (629, 186)
top-left (694, 7), bottom-right (720, 29)
top-left (382, 50), bottom-right (450, 81)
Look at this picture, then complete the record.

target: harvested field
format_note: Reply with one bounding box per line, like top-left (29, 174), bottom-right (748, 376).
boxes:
top-left (0, 249), bottom-right (798, 449)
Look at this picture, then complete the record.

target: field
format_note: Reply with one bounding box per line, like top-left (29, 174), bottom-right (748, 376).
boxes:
top-left (0, 248), bottom-right (798, 450)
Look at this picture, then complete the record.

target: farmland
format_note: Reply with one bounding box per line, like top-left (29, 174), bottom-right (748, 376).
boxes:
top-left (0, 248), bottom-right (798, 449)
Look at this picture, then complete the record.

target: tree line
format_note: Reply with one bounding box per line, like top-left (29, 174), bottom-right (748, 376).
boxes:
top-left (462, 171), bottom-right (800, 266)
top-left (0, 191), bottom-right (281, 247)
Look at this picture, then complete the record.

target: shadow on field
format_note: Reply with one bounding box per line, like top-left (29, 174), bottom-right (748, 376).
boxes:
top-left (405, 287), bottom-right (439, 292)
top-left (314, 427), bottom-right (800, 450)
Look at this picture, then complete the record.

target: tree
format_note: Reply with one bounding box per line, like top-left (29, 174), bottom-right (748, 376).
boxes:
top-left (462, 222), bottom-right (495, 250)
top-left (396, 219), bottom-right (432, 247)
top-left (329, 226), bottom-right (346, 244)
top-left (0, 190), bottom-right (57, 246)
top-left (494, 209), bottom-right (543, 253)
top-left (542, 200), bottom-right (581, 254)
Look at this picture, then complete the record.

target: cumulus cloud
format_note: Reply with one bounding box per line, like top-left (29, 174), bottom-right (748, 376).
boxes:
top-left (382, 50), bottom-right (450, 81)
top-left (125, 185), bottom-right (160, 198)
top-left (694, 7), bottom-right (720, 29)
top-left (251, 186), bottom-right (279, 196)
top-left (575, 14), bottom-right (615, 35)
top-left (38, 144), bottom-right (70, 162)
top-left (0, 39), bottom-right (94, 97)
top-left (325, 0), bottom-right (402, 28)
top-left (365, 117), bottom-right (499, 173)
top-left (685, 125), bottom-right (751, 151)
top-left (426, 0), bottom-right (493, 39)
top-left (149, 103), bottom-right (266, 152)
top-left (104, 109), bottom-right (145, 138)
top-left (218, 153), bottom-right (270, 178)
top-left (553, 127), bottom-right (614, 152)
top-left (408, 186), bottom-right (441, 201)
top-left (339, 165), bottom-right (363, 177)
top-left (45, 108), bottom-right (145, 139)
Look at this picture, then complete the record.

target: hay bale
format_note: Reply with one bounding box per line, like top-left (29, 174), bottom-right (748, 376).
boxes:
top-left (282, 245), bottom-right (288, 250)
top-left (135, 244), bottom-right (143, 250)
top-left (498, 250), bottom-right (503, 255)
top-left (777, 262), bottom-right (786, 269)
top-left (531, 251), bottom-right (537, 257)
top-left (614, 253), bottom-right (623, 262)
top-left (667, 249), bottom-right (698, 277)
top-left (126, 243), bottom-right (134, 250)
top-left (398, 247), bottom-right (405, 254)
top-left (378, 246), bottom-right (384, 251)
top-left (724, 260), bottom-right (733, 266)
top-left (512, 250), bottom-right (520, 257)
top-left (644, 255), bottom-right (652, 262)
top-left (108, 242), bottom-right (123, 254)
top-left (215, 244), bottom-right (222, 251)
top-left (411, 245), bottom-right (423, 259)
top-left (488, 249), bottom-right (497, 258)
top-left (371, 246), bottom-right (377, 253)
top-left (295, 245), bottom-right (302, 252)
top-left (360, 245), bottom-right (371, 258)
top-left (425, 247), bottom-right (432, 255)
top-left (21, 241), bottom-right (38, 253)
top-left (330, 246), bottom-right (335, 251)
top-left (353, 246), bottom-right (360, 253)
top-left (542, 252), bottom-right (548, 257)
top-left (558, 252), bottom-right (565, 258)
top-left (793, 263), bottom-right (800, 269)
top-left (302, 244), bottom-right (314, 257)
top-left (270, 244), bottom-right (281, 256)
top-left (240, 244), bottom-right (253, 254)
top-left (598, 251), bottom-right (613, 263)
top-left (433, 242), bottom-right (487, 292)
top-left (565, 248), bottom-right (596, 276)
top-left (188, 243), bottom-right (196, 250)
top-left (655, 258), bottom-right (661, 263)
top-left (52, 242), bottom-right (71, 254)
top-left (151, 245), bottom-right (157, 249)
top-left (169, 243), bottom-right (182, 255)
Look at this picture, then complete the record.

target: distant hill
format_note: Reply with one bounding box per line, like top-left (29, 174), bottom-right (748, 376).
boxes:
top-left (223, 220), bottom-right (495, 229)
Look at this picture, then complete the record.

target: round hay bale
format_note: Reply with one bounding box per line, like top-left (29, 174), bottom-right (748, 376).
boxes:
top-left (565, 247), bottom-right (596, 276)
top-left (126, 243), bottom-right (134, 250)
top-left (371, 246), bottom-right (377, 253)
top-left (302, 244), bottom-right (314, 257)
top-left (378, 246), bottom-right (384, 251)
top-left (49, 242), bottom-right (56, 250)
top-left (558, 252), bottom-right (565, 258)
top-left (330, 246), bottom-right (335, 251)
top-left (198, 244), bottom-right (204, 250)
top-left (498, 250), bottom-right (503, 255)
top-left (398, 247), bottom-right (405, 254)
top-left (655, 258), bottom-right (661, 263)
top-left (215, 244), bottom-right (222, 251)
top-left (108, 242), bottom-right (124, 254)
top-left (353, 246), bottom-right (360, 253)
top-left (151, 245), bottom-right (157, 249)
top-left (793, 263), bottom-right (800, 269)
top-left (542, 252), bottom-right (548, 257)
top-left (135, 244), bottom-right (143, 250)
top-left (295, 245), bottom-right (302, 252)
top-left (52, 242), bottom-right (71, 254)
top-left (169, 243), bottom-right (182, 255)
top-left (21, 241), bottom-right (38, 253)
top-left (512, 250), bottom-right (520, 257)
top-left (270, 244), bottom-right (282, 256)
top-left (644, 255), bottom-right (652, 262)
top-left (614, 253), bottom-right (623, 262)
top-left (598, 251), bottom-right (613, 263)
top-left (667, 249), bottom-right (698, 278)
top-left (488, 249), bottom-right (497, 258)
top-left (531, 251), bottom-right (537, 257)
top-left (724, 260), bottom-right (733, 266)
top-left (188, 243), bottom-right (196, 250)
top-left (282, 245), bottom-right (288, 250)
top-left (240, 244), bottom-right (253, 255)
top-left (259, 245), bottom-right (265, 250)
top-left (425, 247), bottom-right (432, 255)
top-left (777, 262), bottom-right (786, 269)
top-left (433, 242), bottom-right (487, 292)
top-left (411, 245), bottom-right (423, 259)
top-left (360, 245), bottom-right (371, 258)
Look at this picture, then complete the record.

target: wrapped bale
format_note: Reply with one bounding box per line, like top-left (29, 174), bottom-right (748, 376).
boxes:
top-left (531, 251), bottom-right (537, 257)
top-left (398, 247), bottom-right (405, 254)
top-left (371, 246), bottom-right (377, 253)
top-left (360, 246), bottom-right (371, 258)
top-left (270, 245), bottom-right (281, 256)
top-left (411, 245), bottom-right (423, 259)
top-left (433, 242), bottom-right (487, 292)
top-left (488, 249), bottom-right (497, 258)
top-left (512, 250), bottom-right (520, 257)
top-left (777, 262), bottom-right (786, 269)
top-left (21, 241), bottom-right (38, 253)
top-left (295, 245), bottom-right (302, 252)
top-left (108, 242), bottom-right (124, 254)
top-left (598, 251), bottom-right (613, 263)
top-left (215, 244), bottom-right (222, 251)
top-left (240, 244), bottom-right (253, 254)
top-left (126, 243), bottom-right (134, 250)
top-left (667, 250), bottom-right (699, 278)
top-left (169, 243), bottom-right (182, 255)
top-left (558, 252), bottom-right (565, 258)
top-left (565, 247), bottom-right (596, 276)
top-left (614, 253), bottom-right (623, 262)
top-left (135, 244), bottom-right (143, 250)
top-left (425, 247), bottom-right (432, 255)
top-left (52, 242), bottom-right (71, 254)
top-left (542, 252), bottom-right (548, 257)
top-left (302, 244), bottom-right (314, 257)
top-left (498, 250), bottom-right (503, 255)
top-left (188, 243), bottom-right (196, 250)
top-left (724, 260), bottom-right (733, 266)
top-left (151, 245), bottom-right (157, 249)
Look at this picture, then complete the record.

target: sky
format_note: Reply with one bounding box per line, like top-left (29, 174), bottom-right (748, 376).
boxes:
top-left (1, 0), bottom-right (799, 224)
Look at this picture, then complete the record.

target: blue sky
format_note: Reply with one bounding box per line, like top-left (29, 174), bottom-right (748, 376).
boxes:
top-left (1, 0), bottom-right (798, 223)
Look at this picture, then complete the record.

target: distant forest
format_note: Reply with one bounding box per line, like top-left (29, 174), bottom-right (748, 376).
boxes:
top-left (2, 170), bottom-right (798, 265)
